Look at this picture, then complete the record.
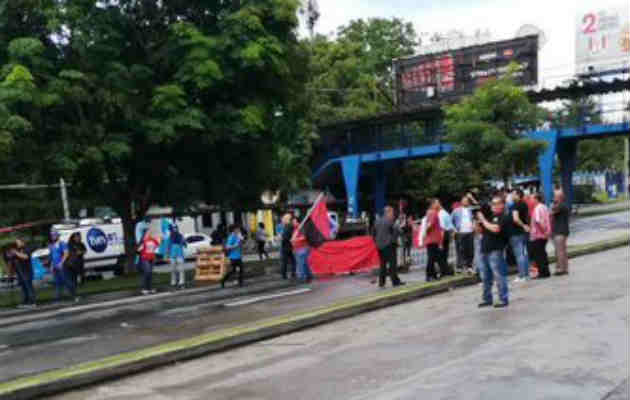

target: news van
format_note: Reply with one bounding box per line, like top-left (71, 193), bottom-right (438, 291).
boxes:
top-left (31, 218), bottom-right (126, 274)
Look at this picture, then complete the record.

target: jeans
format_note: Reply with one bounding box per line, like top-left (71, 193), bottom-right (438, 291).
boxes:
top-left (480, 250), bottom-right (509, 305)
top-left (53, 268), bottom-right (76, 299)
top-left (139, 259), bottom-right (154, 291)
top-left (15, 265), bottom-right (36, 304)
top-left (170, 257), bottom-right (185, 286)
top-left (378, 245), bottom-right (401, 286)
top-left (509, 234), bottom-right (530, 279)
top-left (295, 248), bottom-right (313, 281)
top-left (281, 249), bottom-right (296, 279)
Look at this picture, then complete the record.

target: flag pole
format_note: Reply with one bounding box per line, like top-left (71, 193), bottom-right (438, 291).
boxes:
top-left (292, 192), bottom-right (325, 240)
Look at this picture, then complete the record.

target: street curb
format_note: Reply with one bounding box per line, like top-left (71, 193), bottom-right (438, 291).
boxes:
top-left (0, 236), bottom-right (628, 400)
top-left (0, 277), bottom-right (295, 329)
top-left (574, 203), bottom-right (629, 218)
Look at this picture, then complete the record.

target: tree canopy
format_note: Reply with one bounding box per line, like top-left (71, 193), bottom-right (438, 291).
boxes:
top-left (443, 68), bottom-right (546, 187)
top-left (307, 17), bottom-right (417, 124)
top-left (0, 0), bottom-right (310, 269)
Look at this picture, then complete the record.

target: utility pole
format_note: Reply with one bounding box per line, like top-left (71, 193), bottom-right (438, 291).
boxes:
top-left (60, 178), bottom-right (70, 221)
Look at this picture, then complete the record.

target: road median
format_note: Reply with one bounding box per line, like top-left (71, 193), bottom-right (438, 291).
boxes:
top-left (0, 234), bottom-right (628, 400)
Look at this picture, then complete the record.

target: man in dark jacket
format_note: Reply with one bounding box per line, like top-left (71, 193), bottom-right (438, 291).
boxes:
top-left (280, 213), bottom-right (296, 280)
top-left (373, 206), bottom-right (405, 288)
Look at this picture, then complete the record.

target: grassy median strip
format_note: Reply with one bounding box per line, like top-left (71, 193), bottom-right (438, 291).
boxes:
top-left (0, 235), bottom-right (628, 399)
top-left (0, 259), bottom-right (277, 309)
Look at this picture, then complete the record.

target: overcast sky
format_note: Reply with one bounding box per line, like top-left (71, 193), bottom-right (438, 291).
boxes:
top-left (301, 0), bottom-right (629, 88)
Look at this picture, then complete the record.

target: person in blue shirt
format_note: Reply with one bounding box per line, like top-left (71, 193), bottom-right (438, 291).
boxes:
top-left (169, 225), bottom-right (187, 289)
top-left (221, 225), bottom-right (244, 288)
top-left (48, 231), bottom-right (78, 302)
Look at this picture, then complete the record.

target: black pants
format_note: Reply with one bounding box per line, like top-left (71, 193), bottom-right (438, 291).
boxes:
top-left (281, 249), bottom-right (296, 279)
top-left (530, 239), bottom-right (550, 278)
top-left (426, 243), bottom-right (451, 280)
top-left (439, 232), bottom-right (452, 271)
top-left (458, 233), bottom-right (474, 268)
top-left (222, 259), bottom-right (244, 287)
top-left (378, 245), bottom-right (401, 287)
top-left (257, 241), bottom-right (269, 260)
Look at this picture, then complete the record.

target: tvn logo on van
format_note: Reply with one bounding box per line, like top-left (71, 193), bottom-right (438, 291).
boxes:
top-left (87, 228), bottom-right (109, 253)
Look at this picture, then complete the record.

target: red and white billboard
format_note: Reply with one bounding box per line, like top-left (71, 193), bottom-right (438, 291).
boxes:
top-left (575, 6), bottom-right (630, 74)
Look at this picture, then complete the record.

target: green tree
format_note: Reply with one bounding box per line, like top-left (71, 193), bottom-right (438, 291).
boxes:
top-left (0, 0), bottom-right (307, 271)
top-left (443, 68), bottom-right (546, 187)
top-left (307, 18), bottom-right (417, 124)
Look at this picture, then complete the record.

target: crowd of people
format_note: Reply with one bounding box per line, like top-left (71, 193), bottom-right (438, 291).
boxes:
top-left (2, 231), bottom-right (88, 307)
top-left (385, 187), bottom-right (571, 308)
top-left (1, 184), bottom-right (572, 309)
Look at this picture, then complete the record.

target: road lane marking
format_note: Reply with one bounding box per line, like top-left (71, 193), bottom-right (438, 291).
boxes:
top-left (224, 288), bottom-right (312, 307)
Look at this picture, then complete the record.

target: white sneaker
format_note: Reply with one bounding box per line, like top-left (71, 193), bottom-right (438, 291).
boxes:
top-left (150, 289), bottom-right (157, 294)
top-left (513, 277), bottom-right (523, 284)
top-left (141, 290), bottom-right (150, 295)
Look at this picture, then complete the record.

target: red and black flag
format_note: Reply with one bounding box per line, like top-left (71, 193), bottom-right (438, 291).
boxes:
top-left (296, 194), bottom-right (332, 248)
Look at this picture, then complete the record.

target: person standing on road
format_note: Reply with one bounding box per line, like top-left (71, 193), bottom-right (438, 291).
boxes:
top-left (438, 200), bottom-right (455, 273)
top-left (452, 194), bottom-right (475, 274)
top-left (280, 214), bottom-right (296, 280)
top-left (530, 194), bottom-right (552, 279)
top-left (256, 222), bottom-right (270, 261)
top-left (9, 239), bottom-right (37, 307)
top-left (552, 189), bottom-right (570, 276)
top-left (66, 232), bottom-right (87, 287)
top-left (509, 189), bottom-right (531, 283)
top-left (373, 205), bottom-right (405, 288)
top-left (291, 217), bottom-right (314, 284)
top-left (424, 200), bottom-right (451, 281)
top-left (169, 225), bottom-right (187, 289)
top-left (401, 215), bottom-right (414, 266)
top-left (48, 231), bottom-right (78, 302)
top-left (476, 196), bottom-right (511, 308)
top-left (138, 231), bottom-right (159, 295)
top-left (221, 225), bottom-right (245, 288)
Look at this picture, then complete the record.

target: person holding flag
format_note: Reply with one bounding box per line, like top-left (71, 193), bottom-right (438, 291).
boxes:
top-left (291, 193), bottom-right (332, 283)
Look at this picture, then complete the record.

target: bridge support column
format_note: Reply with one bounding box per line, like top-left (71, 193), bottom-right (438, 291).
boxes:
top-left (374, 162), bottom-right (387, 216)
top-left (557, 140), bottom-right (577, 208)
top-left (529, 130), bottom-right (559, 206)
top-left (341, 156), bottom-right (361, 219)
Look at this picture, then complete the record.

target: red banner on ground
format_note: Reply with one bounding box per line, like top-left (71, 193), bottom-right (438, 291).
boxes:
top-left (309, 236), bottom-right (381, 277)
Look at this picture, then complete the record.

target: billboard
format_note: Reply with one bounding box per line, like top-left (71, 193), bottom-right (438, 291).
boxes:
top-left (395, 35), bottom-right (539, 107)
top-left (575, 6), bottom-right (630, 74)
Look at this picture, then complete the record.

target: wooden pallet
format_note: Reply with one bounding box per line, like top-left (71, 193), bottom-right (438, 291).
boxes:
top-left (195, 247), bottom-right (228, 282)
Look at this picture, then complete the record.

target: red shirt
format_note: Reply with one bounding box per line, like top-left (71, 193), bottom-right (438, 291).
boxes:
top-left (140, 237), bottom-right (159, 261)
top-left (291, 229), bottom-right (308, 251)
top-left (424, 211), bottom-right (443, 246)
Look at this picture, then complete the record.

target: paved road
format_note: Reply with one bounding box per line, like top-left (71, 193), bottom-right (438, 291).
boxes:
top-left (56, 246), bottom-right (630, 400)
top-left (0, 212), bottom-right (627, 384)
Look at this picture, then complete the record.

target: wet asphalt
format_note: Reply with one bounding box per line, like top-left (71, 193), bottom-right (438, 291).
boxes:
top-left (0, 211), bottom-right (628, 384)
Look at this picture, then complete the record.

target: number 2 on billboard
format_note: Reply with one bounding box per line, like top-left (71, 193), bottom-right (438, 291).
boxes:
top-left (582, 13), bottom-right (597, 34)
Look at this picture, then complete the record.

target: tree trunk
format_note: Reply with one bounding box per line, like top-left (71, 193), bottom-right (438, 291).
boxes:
top-left (121, 214), bottom-right (138, 275)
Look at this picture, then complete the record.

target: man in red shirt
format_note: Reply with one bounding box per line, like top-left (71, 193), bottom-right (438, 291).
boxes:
top-left (424, 199), bottom-right (449, 281)
top-left (138, 231), bottom-right (159, 295)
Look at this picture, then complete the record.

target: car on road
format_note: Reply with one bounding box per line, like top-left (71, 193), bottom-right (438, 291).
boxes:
top-left (183, 232), bottom-right (213, 260)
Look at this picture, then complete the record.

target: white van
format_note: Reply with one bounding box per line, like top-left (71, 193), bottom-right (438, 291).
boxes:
top-left (32, 219), bottom-right (126, 273)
